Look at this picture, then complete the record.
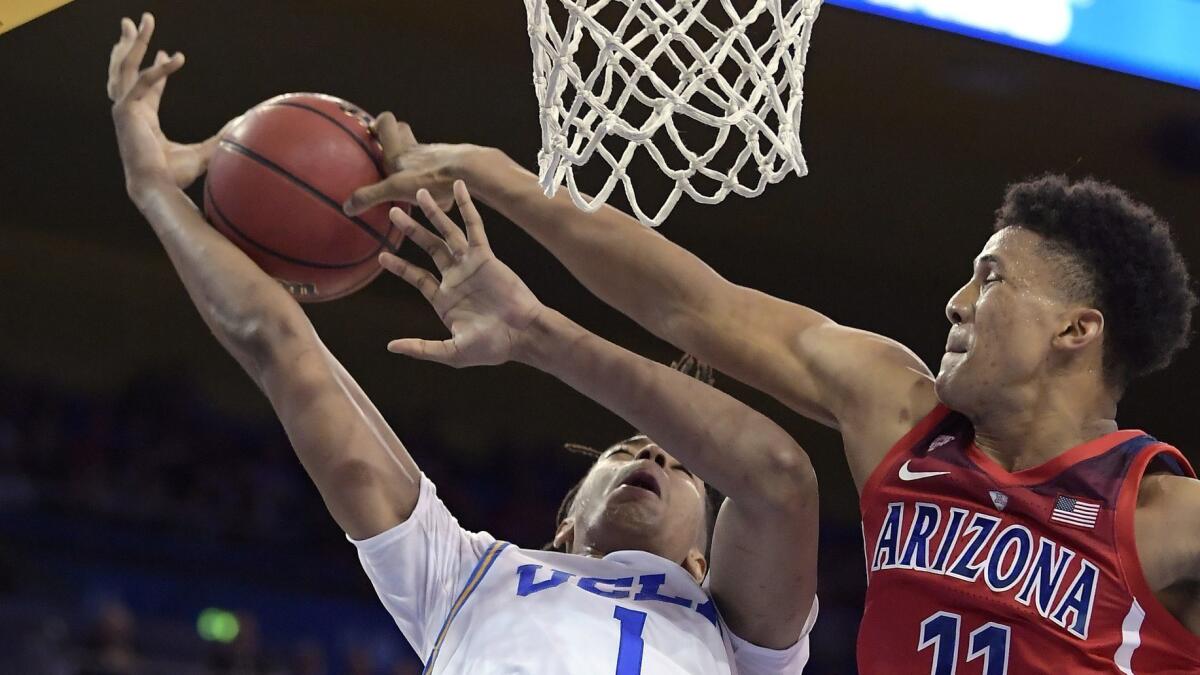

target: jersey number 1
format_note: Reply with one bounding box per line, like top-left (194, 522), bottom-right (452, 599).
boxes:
top-left (919, 611), bottom-right (1011, 675)
top-left (613, 606), bottom-right (647, 675)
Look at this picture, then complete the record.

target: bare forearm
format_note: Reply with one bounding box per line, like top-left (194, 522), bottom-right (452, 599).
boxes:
top-left (132, 183), bottom-right (307, 374)
top-left (516, 308), bottom-right (811, 507)
top-left (458, 152), bottom-right (839, 408)
top-left (462, 150), bottom-right (714, 339)
top-left (458, 151), bottom-right (934, 445)
top-left (134, 184), bottom-right (421, 534)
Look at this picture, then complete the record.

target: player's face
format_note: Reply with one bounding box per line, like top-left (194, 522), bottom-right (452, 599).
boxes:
top-left (567, 435), bottom-right (707, 565)
top-left (936, 227), bottom-right (1078, 413)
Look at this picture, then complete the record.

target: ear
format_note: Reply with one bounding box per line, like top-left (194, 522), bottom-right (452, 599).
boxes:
top-left (682, 548), bottom-right (708, 584)
top-left (1055, 307), bottom-right (1104, 352)
top-left (552, 518), bottom-right (575, 552)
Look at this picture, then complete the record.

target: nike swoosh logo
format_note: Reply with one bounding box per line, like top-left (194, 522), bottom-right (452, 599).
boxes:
top-left (899, 460), bottom-right (951, 481)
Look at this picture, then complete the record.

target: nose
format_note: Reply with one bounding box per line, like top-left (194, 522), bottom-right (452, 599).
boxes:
top-left (946, 283), bottom-right (975, 325)
top-left (634, 444), bottom-right (668, 468)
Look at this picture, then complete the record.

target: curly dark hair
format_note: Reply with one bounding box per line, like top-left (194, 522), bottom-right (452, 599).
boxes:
top-left (994, 174), bottom-right (1196, 386)
top-left (545, 354), bottom-right (723, 553)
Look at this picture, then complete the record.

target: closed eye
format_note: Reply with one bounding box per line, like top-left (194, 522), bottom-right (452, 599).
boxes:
top-left (670, 463), bottom-right (693, 478)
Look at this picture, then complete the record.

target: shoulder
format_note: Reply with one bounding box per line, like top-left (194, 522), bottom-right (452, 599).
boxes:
top-left (1135, 472), bottom-right (1200, 586)
top-left (350, 475), bottom-right (497, 561)
top-left (1137, 472), bottom-right (1200, 511)
top-left (841, 375), bottom-right (942, 490)
top-left (815, 326), bottom-right (939, 439)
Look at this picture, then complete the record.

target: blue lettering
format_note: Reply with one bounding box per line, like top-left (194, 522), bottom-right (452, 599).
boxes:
top-left (579, 576), bottom-right (634, 599)
top-left (984, 525), bottom-right (1033, 592)
top-left (694, 597), bottom-right (719, 628)
top-left (1015, 539), bottom-right (1076, 617)
top-left (870, 502), bottom-right (1104, 642)
top-left (872, 502), bottom-right (905, 570)
top-left (899, 503), bottom-right (942, 569)
top-left (946, 514), bottom-right (1001, 582)
top-left (930, 507), bottom-right (968, 573)
top-left (1051, 560), bottom-right (1098, 639)
top-left (516, 564), bottom-right (574, 597)
top-left (634, 574), bottom-right (693, 608)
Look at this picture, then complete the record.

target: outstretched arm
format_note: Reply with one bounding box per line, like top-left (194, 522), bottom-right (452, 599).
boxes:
top-left (109, 14), bottom-right (417, 539)
top-left (379, 182), bottom-right (818, 649)
top-left (345, 122), bottom-right (937, 487)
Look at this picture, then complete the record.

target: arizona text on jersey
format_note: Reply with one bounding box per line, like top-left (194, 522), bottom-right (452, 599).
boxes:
top-left (857, 405), bottom-right (1200, 674)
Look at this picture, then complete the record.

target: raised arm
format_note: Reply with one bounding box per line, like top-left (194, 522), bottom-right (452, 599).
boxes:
top-left (109, 14), bottom-right (417, 540)
top-left (344, 121), bottom-right (938, 486)
top-left (378, 182), bottom-right (818, 648)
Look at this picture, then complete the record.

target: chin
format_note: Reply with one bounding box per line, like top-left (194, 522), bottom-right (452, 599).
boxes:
top-left (935, 367), bottom-right (986, 417)
top-left (934, 368), bottom-right (965, 411)
top-left (590, 503), bottom-right (669, 554)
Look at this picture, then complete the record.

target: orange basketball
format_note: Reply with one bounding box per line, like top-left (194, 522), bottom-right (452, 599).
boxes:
top-left (203, 93), bottom-right (407, 302)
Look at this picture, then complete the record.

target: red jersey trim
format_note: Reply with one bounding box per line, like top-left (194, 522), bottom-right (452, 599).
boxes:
top-left (1113, 443), bottom-right (1200, 652)
top-left (860, 403), bottom-right (949, 501)
top-left (966, 429), bottom-right (1146, 487)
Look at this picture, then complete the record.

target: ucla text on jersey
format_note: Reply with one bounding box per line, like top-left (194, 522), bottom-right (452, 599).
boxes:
top-left (515, 564), bottom-right (720, 627)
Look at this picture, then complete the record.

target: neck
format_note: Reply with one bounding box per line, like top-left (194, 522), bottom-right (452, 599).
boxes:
top-left (570, 536), bottom-right (704, 582)
top-left (573, 543), bottom-right (609, 559)
top-left (570, 537), bottom-right (683, 565)
top-left (967, 375), bottom-right (1119, 472)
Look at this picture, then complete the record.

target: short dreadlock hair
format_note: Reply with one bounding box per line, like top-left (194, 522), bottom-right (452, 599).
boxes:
top-left (545, 354), bottom-right (724, 553)
top-left (994, 175), bottom-right (1196, 387)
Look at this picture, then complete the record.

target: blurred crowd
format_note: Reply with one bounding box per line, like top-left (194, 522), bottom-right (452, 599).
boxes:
top-left (0, 594), bottom-right (425, 675)
top-left (0, 369), bottom-right (578, 552)
top-left (0, 369), bottom-right (863, 674)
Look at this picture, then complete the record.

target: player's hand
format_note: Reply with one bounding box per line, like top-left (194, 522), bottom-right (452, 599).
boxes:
top-left (381, 181), bottom-right (545, 368)
top-left (108, 13), bottom-right (227, 197)
top-left (342, 112), bottom-right (487, 215)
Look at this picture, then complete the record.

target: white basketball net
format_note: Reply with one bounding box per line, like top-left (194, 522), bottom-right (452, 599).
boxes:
top-left (524, 0), bottom-right (823, 226)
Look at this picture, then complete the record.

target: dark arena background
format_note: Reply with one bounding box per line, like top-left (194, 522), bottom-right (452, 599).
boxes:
top-left (1, 2), bottom-right (1198, 673)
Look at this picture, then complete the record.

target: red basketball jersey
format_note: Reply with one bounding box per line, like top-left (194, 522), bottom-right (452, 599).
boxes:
top-left (858, 405), bottom-right (1200, 674)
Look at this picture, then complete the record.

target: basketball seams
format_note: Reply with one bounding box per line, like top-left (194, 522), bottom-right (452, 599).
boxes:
top-left (205, 179), bottom-right (378, 270)
top-left (263, 100), bottom-right (389, 177)
top-left (203, 94), bottom-right (410, 301)
top-left (217, 138), bottom-right (398, 253)
top-left (257, 99), bottom-right (409, 243)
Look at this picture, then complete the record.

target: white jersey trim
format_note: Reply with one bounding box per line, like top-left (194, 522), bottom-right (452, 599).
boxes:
top-left (1114, 598), bottom-right (1146, 675)
top-left (350, 473), bottom-right (814, 674)
top-left (424, 540), bottom-right (510, 674)
top-left (726, 596), bottom-right (819, 675)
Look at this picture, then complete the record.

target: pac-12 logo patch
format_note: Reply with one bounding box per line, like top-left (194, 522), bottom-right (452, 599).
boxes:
top-left (989, 490), bottom-right (1009, 511)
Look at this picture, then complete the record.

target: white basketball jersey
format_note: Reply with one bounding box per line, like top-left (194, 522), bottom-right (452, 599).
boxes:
top-left (351, 476), bottom-right (815, 675)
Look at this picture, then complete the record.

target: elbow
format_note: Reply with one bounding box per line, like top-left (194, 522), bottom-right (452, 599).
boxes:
top-left (216, 300), bottom-right (314, 378)
top-left (753, 442), bottom-right (819, 515)
top-left (659, 306), bottom-right (692, 342)
top-left (658, 281), bottom-right (728, 351)
top-left (232, 311), bottom-right (297, 349)
top-left (660, 303), bottom-right (710, 349)
top-left (325, 457), bottom-right (383, 497)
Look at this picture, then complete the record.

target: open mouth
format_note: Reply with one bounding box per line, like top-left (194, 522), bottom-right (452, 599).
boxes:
top-left (619, 470), bottom-right (662, 498)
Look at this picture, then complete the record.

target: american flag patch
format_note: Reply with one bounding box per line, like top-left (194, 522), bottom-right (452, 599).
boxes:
top-left (1050, 495), bottom-right (1102, 529)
